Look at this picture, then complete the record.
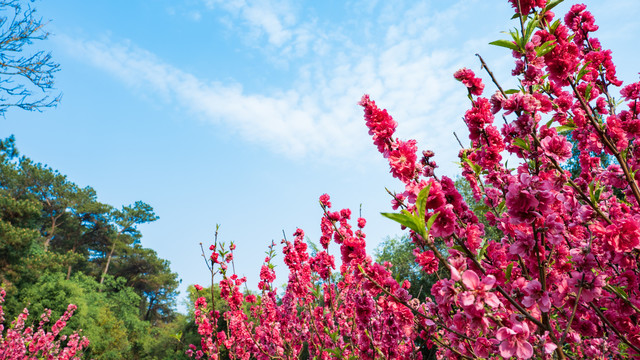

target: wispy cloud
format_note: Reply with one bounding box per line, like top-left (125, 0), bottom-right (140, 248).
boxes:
top-left (206, 0), bottom-right (293, 46)
top-left (56, 0), bottom-right (514, 175)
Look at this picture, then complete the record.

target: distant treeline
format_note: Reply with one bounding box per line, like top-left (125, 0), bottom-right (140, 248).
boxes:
top-left (0, 136), bottom-right (203, 359)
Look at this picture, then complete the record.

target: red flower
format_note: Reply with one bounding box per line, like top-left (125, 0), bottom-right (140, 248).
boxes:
top-left (388, 139), bottom-right (418, 183)
top-left (454, 68), bottom-right (485, 96)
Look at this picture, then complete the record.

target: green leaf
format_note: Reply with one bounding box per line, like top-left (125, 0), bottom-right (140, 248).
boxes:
top-left (584, 83), bottom-right (593, 101)
top-left (509, 28), bottom-right (521, 44)
top-left (513, 138), bottom-right (530, 151)
top-left (588, 182), bottom-right (597, 203)
top-left (504, 89), bottom-right (521, 95)
top-left (489, 39), bottom-right (519, 51)
top-left (549, 19), bottom-right (561, 33)
top-left (555, 124), bottom-right (576, 134)
top-left (523, 18), bottom-right (540, 45)
top-left (497, 200), bottom-right (506, 214)
top-left (607, 285), bottom-right (629, 300)
top-left (326, 349), bottom-right (341, 356)
top-left (426, 212), bottom-right (439, 233)
top-left (505, 263), bottom-right (514, 281)
top-left (544, 0), bottom-right (564, 13)
top-left (416, 183), bottom-right (432, 227)
top-left (594, 186), bottom-right (603, 202)
top-left (545, 118), bottom-right (554, 128)
top-left (463, 157), bottom-right (482, 175)
top-left (535, 40), bottom-right (556, 57)
top-left (478, 240), bottom-right (490, 260)
top-left (381, 211), bottom-right (422, 235)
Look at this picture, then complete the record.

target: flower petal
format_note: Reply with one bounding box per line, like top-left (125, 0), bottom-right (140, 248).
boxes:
top-left (516, 341), bottom-right (533, 359)
top-left (462, 270), bottom-right (480, 289)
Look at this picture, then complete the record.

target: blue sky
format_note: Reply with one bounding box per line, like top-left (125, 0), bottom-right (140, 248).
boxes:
top-left (4, 0), bottom-right (640, 311)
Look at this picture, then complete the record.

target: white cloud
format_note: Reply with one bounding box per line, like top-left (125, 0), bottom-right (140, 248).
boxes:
top-left (203, 0), bottom-right (297, 48)
top-left (57, 0), bottom-right (521, 176)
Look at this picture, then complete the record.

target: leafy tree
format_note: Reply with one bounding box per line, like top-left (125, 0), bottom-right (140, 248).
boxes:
top-left (0, 137), bottom-right (182, 359)
top-left (111, 244), bottom-right (179, 323)
top-left (99, 201), bottom-right (158, 286)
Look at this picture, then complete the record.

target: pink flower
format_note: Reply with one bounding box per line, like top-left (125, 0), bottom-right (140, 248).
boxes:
top-left (616, 218), bottom-right (640, 251)
top-left (413, 248), bottom-right (439, 274)
top-left (621, 82), bottom-right (640, 101)
top-left (429, 205), bottom-right (456, 238)
top-left (490, 91), bottom-right (506, 114)
top-left (474, 337), bottom-right (499, 358)
top-left (388, 139), bottom-right (418, 183)
top-left (522, 280), bottom-right (551, 312)
top-left (506, 180), bottom-right (539, 224)
top-left (459, 270), bottom-right (501, 310)
top-left (360, 95), bottom-right (398, 154)
top-left (496, 322), bottom-right (534, 359)
top-left (259, 265), bottom-right (276, 283)
top-left (310, 251), bottom-right (335, 280)
top-left (454, 68), bottom-right (485, 96)
top-left (508, 0), bottom-right (546, 14)
top-left (194, 284), bottom-right (203, 291)
top-left (567, 271), bottom-right (605, 302)
top-left (541, 134), bottom-right (572, 162)
top-left (319, 193), bottom-right (332, 207)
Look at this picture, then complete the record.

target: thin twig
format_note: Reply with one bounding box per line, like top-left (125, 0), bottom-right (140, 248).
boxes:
top-left (476, 53), bottom-right (507, 97)
top-left (453, 131), bottom-right (465, 149)
top-left (589, 302), bottom-right (640, 354)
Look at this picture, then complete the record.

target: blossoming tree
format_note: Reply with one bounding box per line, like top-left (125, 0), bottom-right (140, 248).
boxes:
top-left (191, 0), bottom-right (640, 359)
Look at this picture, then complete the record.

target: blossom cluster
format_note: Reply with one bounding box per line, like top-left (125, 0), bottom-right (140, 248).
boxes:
top-left (190, 205), bottom-right (424, 359)
top-left (0, 289), bottom-right (89, 359)
top-left (192, 1), bottom-right (640, 359)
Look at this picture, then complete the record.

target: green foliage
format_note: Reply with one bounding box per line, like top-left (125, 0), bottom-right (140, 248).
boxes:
top-left (0, 0), bottom-right (184, 355)
top-left (0, 137), bottom-right (184, 359)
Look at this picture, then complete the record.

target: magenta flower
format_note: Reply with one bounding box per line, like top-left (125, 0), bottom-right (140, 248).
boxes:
top-left (388, 139), bottom-right (418, 183)
top-left (505, 182), bottom-right (539, 224)
top-left (459, 270), bottom-right (501, 310)
top-left (621, 81), bottom-right (640, 101)
top-left (454, 68), bottom-right (485, 96)
top-left (541, 134), bottom-right (572, 162)
top-left (508, 0), bottom-right (546, 14)
top-left (496, 322), bottom-right (534, 359)
top-left (359, 94), bottom-right (397, 154)
top-left (413, 248), bottom-right (439, 274)
top-left (522, 280), bottom-right (551, 312)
